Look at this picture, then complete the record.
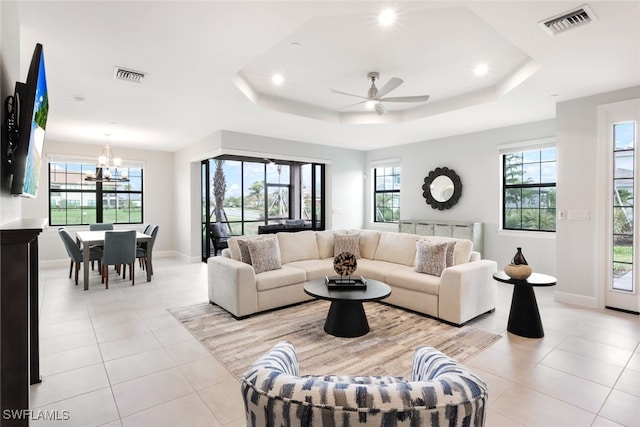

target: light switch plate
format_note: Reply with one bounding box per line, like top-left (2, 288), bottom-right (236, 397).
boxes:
top-left (568, 210), bottom-right (589, 220)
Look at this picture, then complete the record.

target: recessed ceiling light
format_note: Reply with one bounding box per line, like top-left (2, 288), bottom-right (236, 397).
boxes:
top-left (73, 96), bottom-right (85, 103)
top-left (290, 42), bottom-right (301, 48)
top-left (473, 63), bottom-right (490, 76)
top-left (378, 8), bottom-right (397, 26)
top-left (271, 73), bottom-right (285, 86)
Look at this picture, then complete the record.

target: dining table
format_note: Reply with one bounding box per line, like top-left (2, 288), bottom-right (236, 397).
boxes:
top-left (75, 230), bottom-right (153, 290)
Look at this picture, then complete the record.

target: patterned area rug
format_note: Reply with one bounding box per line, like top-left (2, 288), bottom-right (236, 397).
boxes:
top-left (169, 301), bottom-right (501, 380)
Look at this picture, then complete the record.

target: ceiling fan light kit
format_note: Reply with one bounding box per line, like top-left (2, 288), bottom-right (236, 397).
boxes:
top-left (331, 71), bottom-right (430, 115)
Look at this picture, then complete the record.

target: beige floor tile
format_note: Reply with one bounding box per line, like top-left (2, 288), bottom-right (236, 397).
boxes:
top-left (99, 332), bottom-right (162, 361)
top-left (599, 389), bottom-right (640, 427)
top-left (121, 393), bottom-right (221, 427)
top-left (626, 352), bottom-right (640, 372)
top-left (105, 347), bottom-right (176, 385)
top-left (198, 378), bottom-right (244, 424)
top-left (31, 387), bottom-right (119, 427)
top-left (614, 368), bottom-right (640, 397)
top-left (94, 320), bottom-right (152, 343)
top-left (485, 409), bottom-right (526, 427)
top-left (164, 339), bottom-right (212, 365)
top-left (152, 325), bottom-right (196, 345)
top-left (540, 348), bottom-right (624, 387)
top-left (39, 317), bottom-right (94, 339)
top-left (99, 420), bottom-right (123, 427)
top-left (222, 417), bottom-right (246, 427)
top-left (591, 416), bottom-right (627, 427)
top-left (465, 366), bottom-right (514, 405)
top-left (40, 344), bottom-right (103, 376)
top-left (574, 327), bottom-right (640, 351)
top-left (30, 363), bottom-right (110, 408)
top-left (111, 367), bottom-right (194, 417)
top-left (179, 357), bottom-right (237, 391)
top-left (516, 365), bottom-right (610, 413)
top-left (143, 311), bottom-right (181, 331)
top-left (40, 330), bottom-right (97, 356)
top-left (465, 348), bottom-right (537, 381)
top-left (558, 336), bottom-right (634, 367)
top-left (491, 384), bottom-right (595, 426)
top-left (91, 310), bottom-right (143, 329)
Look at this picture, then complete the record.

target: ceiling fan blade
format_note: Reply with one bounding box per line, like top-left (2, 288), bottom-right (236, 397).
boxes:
top-left (379, 95), bottom-right (430, 103)
top-left (376, 77), bottom-right (403, 98)
top-left (339, 100), bottom-right (367, 110)
top-left (329, 88), bottom-right (368, 100)
top-left (374, 102), bottom-right (388, 115)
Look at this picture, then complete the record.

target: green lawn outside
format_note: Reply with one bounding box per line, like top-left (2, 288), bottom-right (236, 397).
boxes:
top-left (50, 208), bottom-right (142, 226)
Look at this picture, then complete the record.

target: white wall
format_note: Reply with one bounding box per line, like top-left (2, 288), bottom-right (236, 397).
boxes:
top-left (364, 119), bottom-right (557, 275)
top-left (172, 130), bottom-right (366, 261)
top-left (555, 86), bottom-right (640, 307)
top-left (23, 140), bottom-right (175, 263)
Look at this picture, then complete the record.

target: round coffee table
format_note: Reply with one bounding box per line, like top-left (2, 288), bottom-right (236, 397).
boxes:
top-left (304, 278), bottom-right (391, 338)
top-left (493, 271), bottom-right (557, 338)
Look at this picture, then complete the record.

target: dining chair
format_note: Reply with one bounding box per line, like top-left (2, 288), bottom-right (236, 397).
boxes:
top-left (58, 227), bottom-right (102, 285)
top-left (89, 223), bottom-right (114, 231)
top-left (136, 225), bottom-right (159, 275)
top-left (209, 222), bottom-right (229, 256)
top-left (100, 230), bottom-right (137, 289)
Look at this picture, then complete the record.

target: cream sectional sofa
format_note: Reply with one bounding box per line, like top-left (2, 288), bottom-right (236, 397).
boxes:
top-left (207, 229), bottom-right (497, 326)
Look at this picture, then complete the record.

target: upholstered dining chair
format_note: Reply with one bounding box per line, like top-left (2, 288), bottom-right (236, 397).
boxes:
top-left (58, 227), bottom-right (102, 285)
top-left (89, 223), bottom-right (114, 231)
top-left (136, 225), bottom-right (158, 275)
top-left (209, 222), bottom-right (229, 256)
top-left (100, 230), bottom-right (137, 289)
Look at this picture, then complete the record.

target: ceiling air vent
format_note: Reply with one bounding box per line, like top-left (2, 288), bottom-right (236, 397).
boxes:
top-left (113, 66), bottom-right (147, 83)
top-left (539, 4), bottom-right (597, 35)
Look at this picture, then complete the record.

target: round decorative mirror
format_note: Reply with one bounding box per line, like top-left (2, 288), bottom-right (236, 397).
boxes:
top-left (422, 167), bottom-right (462, 210)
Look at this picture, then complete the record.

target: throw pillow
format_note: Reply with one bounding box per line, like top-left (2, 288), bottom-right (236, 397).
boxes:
top-left (246, 237), bottom-right (282, 274)
top-left (237, 240), bottom-right (252, 265)
top-left (414, 240), bottom-right (448, 276)
top-left (418, 238), bottom-right (457, 267)
top-left (334, 233), bottom-right (361, 259)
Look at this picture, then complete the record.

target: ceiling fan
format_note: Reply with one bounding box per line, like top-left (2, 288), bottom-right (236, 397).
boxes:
top-left (331, 71), bottom-right (430, 115)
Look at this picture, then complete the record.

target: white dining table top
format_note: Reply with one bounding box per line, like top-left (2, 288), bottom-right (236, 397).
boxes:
top-left (75, 230), bottom-right (151, 246)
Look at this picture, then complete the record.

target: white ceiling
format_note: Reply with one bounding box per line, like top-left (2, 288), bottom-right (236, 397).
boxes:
top-left (14, 1), bottom-right (640, 152)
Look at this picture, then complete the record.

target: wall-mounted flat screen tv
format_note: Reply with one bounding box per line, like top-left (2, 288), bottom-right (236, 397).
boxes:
top-left (10, 43), bottom-right (49, 198)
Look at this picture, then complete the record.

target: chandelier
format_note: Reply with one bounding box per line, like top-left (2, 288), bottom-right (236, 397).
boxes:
top-left (84, 134), bottom-right (129, 183)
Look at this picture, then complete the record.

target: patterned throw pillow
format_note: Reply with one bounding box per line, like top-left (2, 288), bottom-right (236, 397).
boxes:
top-left (414, 240), bottom-right (448, 276)
top-left (334, 233), bottom-right (361, 258)
top-left (418, 239), bottom-right (457, 268)
top-left (246, 237), bottom-right (282, 274)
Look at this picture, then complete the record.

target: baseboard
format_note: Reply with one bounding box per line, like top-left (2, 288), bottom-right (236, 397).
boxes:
top-left (554, 291), bottom-right (597, 308)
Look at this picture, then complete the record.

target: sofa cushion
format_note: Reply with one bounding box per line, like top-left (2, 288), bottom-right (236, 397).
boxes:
top-left (358, 229), bottom-right (381, 260)
top-left (247, 237), bottom-right (282, 274)
top-left (355, 258), bottom-right (405, 282)
top-left (286, 259), bottom-right (335, 280)
top-left (315, 230), bottom-right (335, 259)
top-left (334, 233), bottom-right (361, 258)
top-left (255, 265), bottom-right (307, 291)
top-left (374, 232), bottom-right (420, 266)
top-left (414, 240), bottom-right (448, 276)
top-left (277, 230), bottom-right (319, 264)
top-left (385, 266), bottom-right (441, 295)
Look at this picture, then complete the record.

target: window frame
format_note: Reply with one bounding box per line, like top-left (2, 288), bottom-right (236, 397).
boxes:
top-left (501, 144), bottom-right (557, 233)
top-left (373, 162), bottom-right (401, 224)
top-left (48, 161), bottom-right (144, 226)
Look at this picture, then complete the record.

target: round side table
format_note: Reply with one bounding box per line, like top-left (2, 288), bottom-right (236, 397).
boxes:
top-left (493, 271), bottom-right (557, 338)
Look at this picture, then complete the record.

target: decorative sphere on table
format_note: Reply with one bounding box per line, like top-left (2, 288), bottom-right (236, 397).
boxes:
top-left (334, 252), bottom-right (357, 277)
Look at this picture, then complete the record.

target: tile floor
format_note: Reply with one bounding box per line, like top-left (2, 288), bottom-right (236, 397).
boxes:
top-left (30, 257), bottom-right (640, 426)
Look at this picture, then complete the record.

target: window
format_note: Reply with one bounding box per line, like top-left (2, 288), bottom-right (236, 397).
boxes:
top-left (49, 161), bottom-right (143, 226)
top-left (612, 121), bottom-right (635, 292)
top-left (373, 163), bottom-right (400, 223)
top-left (502, 147), bottom-right (556, 231)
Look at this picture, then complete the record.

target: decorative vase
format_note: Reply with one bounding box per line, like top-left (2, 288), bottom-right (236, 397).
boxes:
top-left (504, 247), bottom-right (532, 280)
top-left (512, 247), bottom-right (528, 265)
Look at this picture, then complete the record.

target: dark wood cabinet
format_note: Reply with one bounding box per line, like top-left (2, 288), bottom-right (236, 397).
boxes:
top-left (0, 218), bottom-right (46, 426)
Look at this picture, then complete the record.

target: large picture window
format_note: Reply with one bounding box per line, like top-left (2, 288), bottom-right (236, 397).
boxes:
top-left (373, 163), bottom-right (400, 223)
top-left (49, 161), bottom-right (143, 226)
top-left (502, 147), bottom-right (556, 231)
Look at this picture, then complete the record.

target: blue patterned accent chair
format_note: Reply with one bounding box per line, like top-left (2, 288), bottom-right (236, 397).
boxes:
top-left (241, 342), bottom-right (488, 426)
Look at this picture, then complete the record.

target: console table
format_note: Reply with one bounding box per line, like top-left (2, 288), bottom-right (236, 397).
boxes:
top-left (0, 218), bottom-right (46, 426)
top-left (493, 271), bottom-right (557, 338)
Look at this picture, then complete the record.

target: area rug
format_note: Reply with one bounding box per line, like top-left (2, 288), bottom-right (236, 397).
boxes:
top-left (169, 301), bottom-right (501, 380)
